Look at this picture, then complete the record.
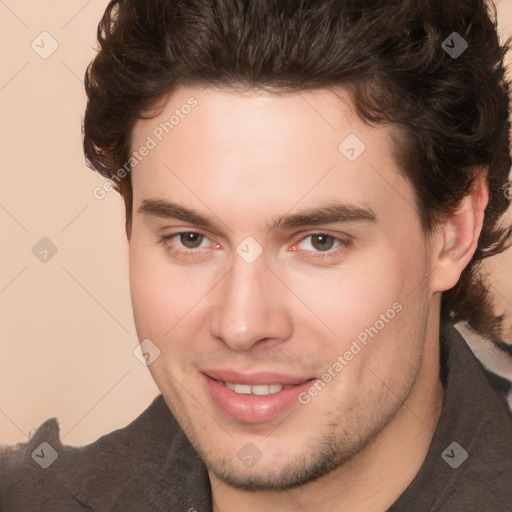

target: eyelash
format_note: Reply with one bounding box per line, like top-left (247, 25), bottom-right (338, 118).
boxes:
top-left (158, 230), bottom-right (352, 260)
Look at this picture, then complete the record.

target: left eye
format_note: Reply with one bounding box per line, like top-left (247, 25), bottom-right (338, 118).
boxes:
top-left (160, 231), bottom-right (212, 253)
top-left (296, 234), bottom-right (349, 253)
top-left (176, 232), bottom-right (207, 249)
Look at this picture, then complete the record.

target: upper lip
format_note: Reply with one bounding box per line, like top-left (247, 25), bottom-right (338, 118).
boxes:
top-left (202, 369), bottom-right (314, 386)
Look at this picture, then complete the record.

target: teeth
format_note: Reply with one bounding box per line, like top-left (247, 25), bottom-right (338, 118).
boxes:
top-left (223, 382), bottom-right (286, 395)
top-left (225, 382), bottom-right (236, 391)
top-left (252, 384), bottom-right (273, 396)
top-left (233, 383), bottom-right (252, 394)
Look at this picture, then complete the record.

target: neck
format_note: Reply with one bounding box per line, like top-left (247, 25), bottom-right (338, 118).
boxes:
top-left (210, 313), bottom-right (445, 512)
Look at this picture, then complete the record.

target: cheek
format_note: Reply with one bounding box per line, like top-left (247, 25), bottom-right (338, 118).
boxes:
top-left (128, 238), bottom-right (220, 340)
top-left (281, 248), bottom-right (415, 342)
top-left (129, 240), bottom-right (181, 336)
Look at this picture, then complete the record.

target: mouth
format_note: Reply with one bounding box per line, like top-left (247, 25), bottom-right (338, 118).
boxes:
top-left (201, 370), bottom-right (316, 423)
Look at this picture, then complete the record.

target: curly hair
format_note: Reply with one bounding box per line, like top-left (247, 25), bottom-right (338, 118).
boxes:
top-left (83, 0), bottom-right (512, 342)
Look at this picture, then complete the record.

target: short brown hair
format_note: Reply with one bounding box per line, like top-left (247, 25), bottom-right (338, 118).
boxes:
top-left (83, 0), bottom-right (512, 342)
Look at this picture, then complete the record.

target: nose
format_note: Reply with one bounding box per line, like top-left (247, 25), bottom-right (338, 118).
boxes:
top-left (208, 254), bottom-right (293, 351)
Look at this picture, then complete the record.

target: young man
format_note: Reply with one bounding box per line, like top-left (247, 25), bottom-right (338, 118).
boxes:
top-left (2, 0), bottom-right (512, 510)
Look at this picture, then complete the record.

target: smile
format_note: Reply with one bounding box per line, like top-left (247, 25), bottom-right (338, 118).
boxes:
top-left (202, 373), bottom-right (317, 423)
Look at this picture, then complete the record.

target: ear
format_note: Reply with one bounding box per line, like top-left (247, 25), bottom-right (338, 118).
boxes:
top-left (430, 171), bottom-right (489, 293)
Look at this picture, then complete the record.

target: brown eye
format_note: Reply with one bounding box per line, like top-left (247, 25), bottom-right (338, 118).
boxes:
top-left (310, 234), bottom-right (335, 251)
top-left (179, 232), bottom-right (204, 249)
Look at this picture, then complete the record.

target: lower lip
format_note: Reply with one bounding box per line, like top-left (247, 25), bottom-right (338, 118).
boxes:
top-left (202, 374), bottom-right (316, 424)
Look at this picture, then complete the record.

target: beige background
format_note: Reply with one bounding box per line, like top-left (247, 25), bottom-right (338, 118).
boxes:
top-left (0, 0), bottom-right (511, 447)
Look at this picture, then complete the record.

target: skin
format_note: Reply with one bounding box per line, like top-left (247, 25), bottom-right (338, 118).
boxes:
top-left (128, 86), bottom-right (487, 511)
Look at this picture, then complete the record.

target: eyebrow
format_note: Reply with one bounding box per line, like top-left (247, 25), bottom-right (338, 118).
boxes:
top-left (138, 198), bottom-right (377, 232)
top-left (270, 202), bottom-right (377, 230)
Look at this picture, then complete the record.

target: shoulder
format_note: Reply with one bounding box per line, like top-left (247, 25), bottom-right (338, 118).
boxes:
top-left (0, 395), bottom-right (181, 512)
top-left (455, 322), bottom-right (512, 411)
top-left (439, 324), bottom-right (512, 506)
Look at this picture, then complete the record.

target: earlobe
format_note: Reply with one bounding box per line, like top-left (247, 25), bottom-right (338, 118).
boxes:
top-left (430, 173), bottom-right (489, 293)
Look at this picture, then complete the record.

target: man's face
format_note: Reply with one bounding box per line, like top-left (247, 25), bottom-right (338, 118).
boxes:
top-left (129, 86), bottom-right (436, 490)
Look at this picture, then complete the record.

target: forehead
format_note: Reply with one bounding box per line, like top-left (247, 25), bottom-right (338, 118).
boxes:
top-left (130, 86), bottom-right (417, 231)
